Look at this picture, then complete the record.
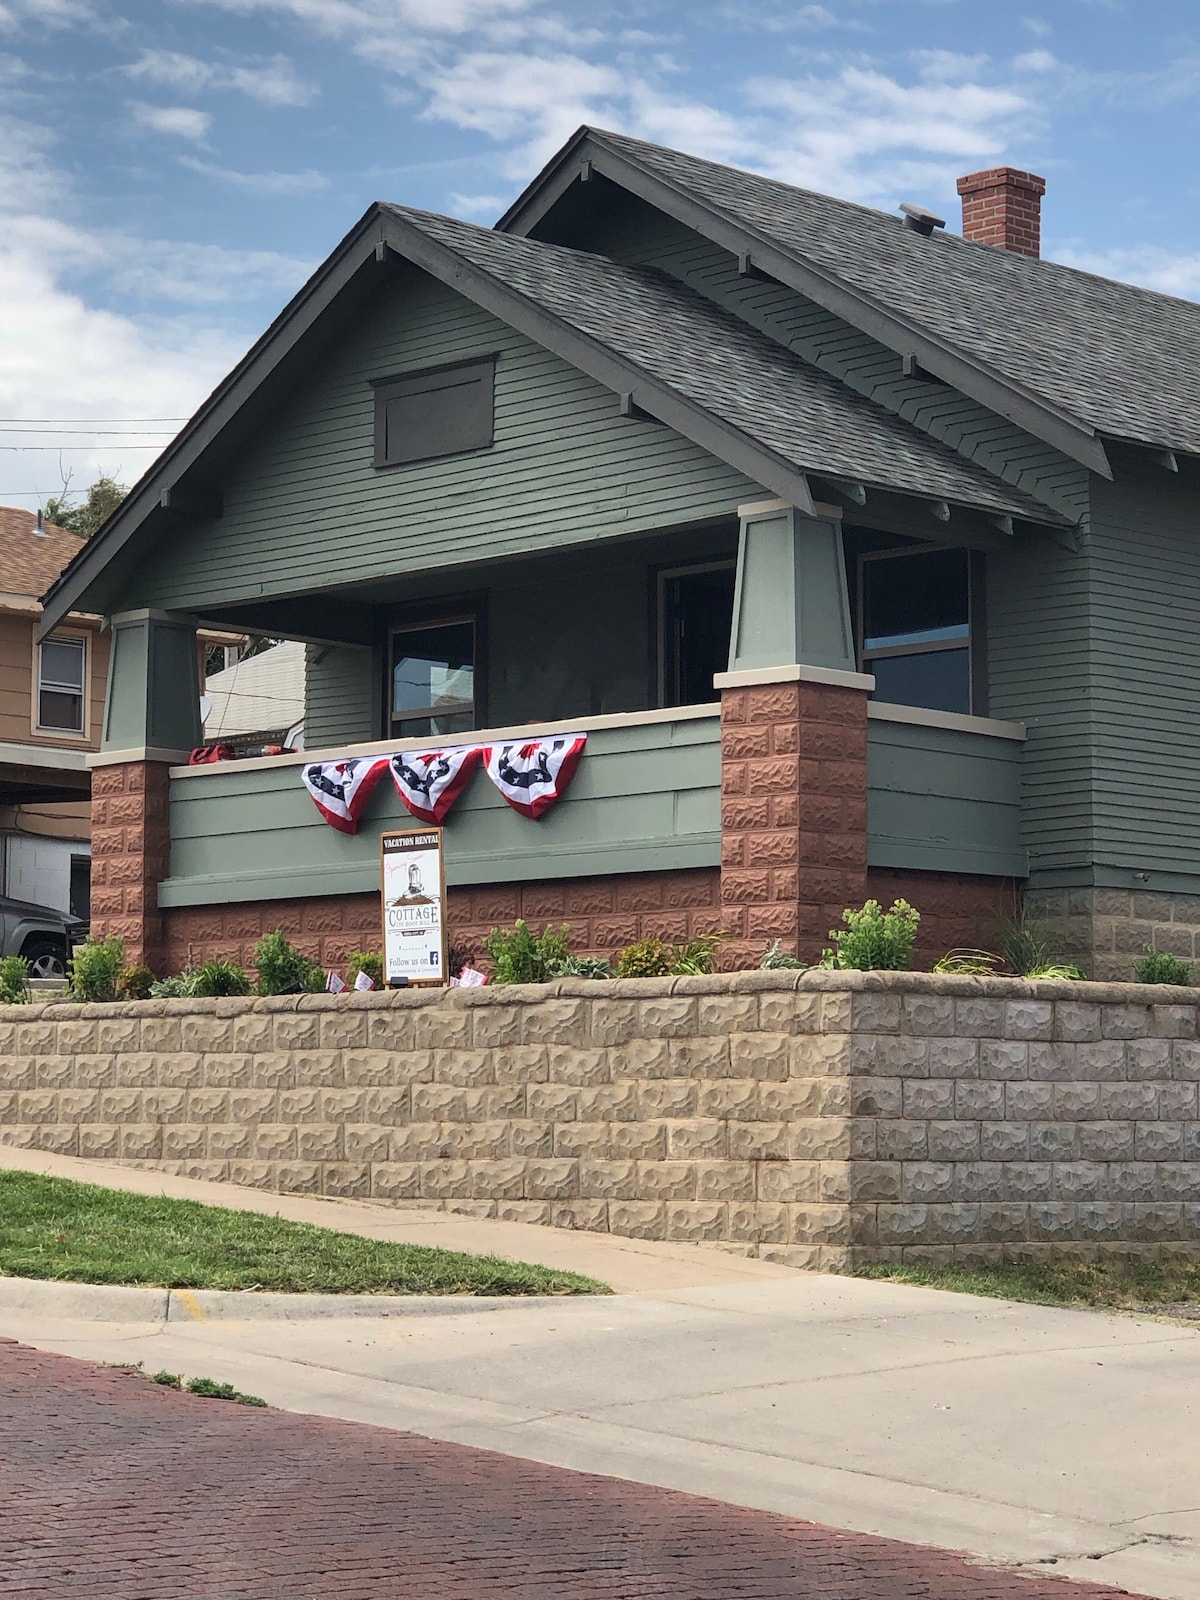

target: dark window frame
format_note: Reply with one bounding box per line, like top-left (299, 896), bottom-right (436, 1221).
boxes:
top-left (854, 542), bottom-right (982, 716)
top-left (653, 557), bottom-right (737, 709)
top-left (382, 595), bottom-right (488, 742)
top-left (370, 355), bottom-right (497, 470)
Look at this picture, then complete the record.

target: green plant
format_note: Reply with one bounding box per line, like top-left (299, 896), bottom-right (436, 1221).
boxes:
top-left (0, 955), bottom-right (30, 1005)
top-left (185, 1376), bottom-right (267, 1407)
top-left (149, 968), bottom-right (200, 1000)
top-left (1025, 963), bottom-right (1087, 981)
top-left (118, 964), bottom-right (156, 1001)
top-left (347, 950), bottom-right (384, 987)
top-left (151, 1370), bottom-right (182, 1388)
top-left (191, 959), bottom-right (252, 998)
top-left (546, 954), bottom-right (613, 980)
top-left (615, 938), bottom-right (674, 979)
top-left (671, 933), bottom-right (722, 976)
top-left (68, 935), bottom-right (125, 1002)
top-left (997, 910), bottom-right (1064, 977)
top-left (932, 948), bottom-right (1005, 976)
top-left (1133, 947), bottom-right (1195, 986)
top-left (820, 899), bottom-right (920, 971)
top-left (253, 930), bottom-right (324, 996)
top-left (447, 941), bottom-right (479, 977)
top-left (484, 920), bottom-right (571, 984)
top-left (759, 941), bottom-right (805, 971)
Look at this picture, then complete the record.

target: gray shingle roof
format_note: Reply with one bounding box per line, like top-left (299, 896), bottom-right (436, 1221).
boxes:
top-left (593, 130), bottom-right (1200, 457)
top-left (385, 205), bottom-right (1060, 523)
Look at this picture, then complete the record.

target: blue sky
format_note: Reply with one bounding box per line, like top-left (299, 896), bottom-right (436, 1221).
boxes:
top-left (2, 0), bottom-right (1199, 509)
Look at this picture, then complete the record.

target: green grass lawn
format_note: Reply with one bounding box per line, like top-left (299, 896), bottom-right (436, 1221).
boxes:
top-left (0, 1170), bottom-right (608, 1297)
top-left (858, 1258), bottom-right (1200, 1317)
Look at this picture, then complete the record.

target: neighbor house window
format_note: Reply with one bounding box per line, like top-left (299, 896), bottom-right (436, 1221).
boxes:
top-left (372, 356), bottom-right (496, 469)
top-left (37, 634), bottom-right (86, 733)
top-left (388, 615), bottom-right (478, 739)
top-left (858, 546), bottom-right (972, 714)
top-left (657, 560), bottom-right (737, 707)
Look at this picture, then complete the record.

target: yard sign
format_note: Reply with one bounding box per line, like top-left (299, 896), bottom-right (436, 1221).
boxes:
top-left (380, 828), bottom-right (446, 987)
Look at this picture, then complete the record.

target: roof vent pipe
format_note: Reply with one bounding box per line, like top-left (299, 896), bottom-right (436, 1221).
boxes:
top-left (899, 203), bottom-right (946, 237)
top-left (35, 509), bottom-right (46, 536)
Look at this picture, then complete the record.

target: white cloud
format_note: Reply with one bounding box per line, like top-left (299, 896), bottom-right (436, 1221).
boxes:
top-left (184, 0), bottom-right (539, 53)
top-left (122, 48), bottom-right (318, 107)
top-left (0, 0), bottom-right (102, 31)
top-left (714, 2), bottom-right (869, 32)
top-left (1014, 49), bottom-right (1057, 73)
top-left (129, 102), bottom-right (213, 141)
top-left (180, 155), bottom-right (330, 193)
top-left (1021, 16), bottom-right (1053, 36)
top-left (448, 190), bottom-right (509, 217)
top-left (1053, 243), bottom-right (1200, 299)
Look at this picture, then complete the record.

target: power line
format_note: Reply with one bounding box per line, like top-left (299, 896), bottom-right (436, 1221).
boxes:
top-left (0, 417), bottom-right (188, 424)
top-left (0, 444), bottom-right (165, 451)
top-left (0, 429), bottom-right (175, 437)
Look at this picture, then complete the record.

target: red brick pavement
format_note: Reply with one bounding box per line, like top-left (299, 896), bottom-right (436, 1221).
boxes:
top-left (0, 1339), bottom-right (1134, 1600)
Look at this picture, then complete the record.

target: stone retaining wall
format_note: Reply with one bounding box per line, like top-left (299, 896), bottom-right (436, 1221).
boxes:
top-left (1, 972), bottom-right (1196, 1268)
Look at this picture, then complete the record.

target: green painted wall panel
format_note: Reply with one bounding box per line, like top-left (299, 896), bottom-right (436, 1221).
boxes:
top-left (125, 270), bottom-right (761, 615)
top-left (304, 645), bottom-right (375, 750)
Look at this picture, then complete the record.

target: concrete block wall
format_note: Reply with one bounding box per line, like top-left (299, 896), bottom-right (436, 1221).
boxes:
top-left (0, 972), bottom-right (1196, 1268)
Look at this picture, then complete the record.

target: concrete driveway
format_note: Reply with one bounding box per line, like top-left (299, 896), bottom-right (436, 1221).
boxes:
top-left (5, 1273), bottom-right (1196, 1600)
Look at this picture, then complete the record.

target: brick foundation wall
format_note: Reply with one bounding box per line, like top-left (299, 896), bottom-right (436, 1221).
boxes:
top-left (163, 869), bottom-right (724, 976)
top-left (2, 971), bottom-right (1196, 1267)
top-left (90, 761), bottom-right (172, 973)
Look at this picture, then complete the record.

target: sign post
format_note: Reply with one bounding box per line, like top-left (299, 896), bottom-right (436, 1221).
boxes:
top-left (381, 827), bottom-right (447, 987)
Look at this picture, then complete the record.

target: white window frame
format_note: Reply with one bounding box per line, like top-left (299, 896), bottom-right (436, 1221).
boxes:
top-left (35, 629), bottom-right (88, 739)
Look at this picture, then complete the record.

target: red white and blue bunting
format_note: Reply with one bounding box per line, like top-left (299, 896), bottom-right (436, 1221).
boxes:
top-left (300, 735), bottom-right (586, 830)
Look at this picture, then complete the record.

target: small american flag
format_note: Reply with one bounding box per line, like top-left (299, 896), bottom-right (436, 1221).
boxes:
top-left (354, 970), bottom-right (375, 991)
top-left (325, 971), bottom-right (346, 994)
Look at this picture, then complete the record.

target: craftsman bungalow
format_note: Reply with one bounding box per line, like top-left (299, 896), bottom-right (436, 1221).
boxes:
top-left (39, 131), bottom-right (1200, 979)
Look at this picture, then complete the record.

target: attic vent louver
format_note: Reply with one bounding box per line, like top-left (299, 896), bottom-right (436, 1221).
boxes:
top-left (899, 203), bottom-right (946, 238)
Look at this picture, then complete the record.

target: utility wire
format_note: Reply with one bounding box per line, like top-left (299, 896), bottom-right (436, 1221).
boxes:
top-left (0, 417), bottom-right (188, 424)
top-left (0, 429), bottom-right (175, 437)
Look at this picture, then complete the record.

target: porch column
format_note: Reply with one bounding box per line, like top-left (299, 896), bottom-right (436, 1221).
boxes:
top-left (714, 500), bottom-right (872, 968)
top-left (89, 611), bottom-right (201, 972)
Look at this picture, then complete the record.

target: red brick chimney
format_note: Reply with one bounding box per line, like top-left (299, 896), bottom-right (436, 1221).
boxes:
top-left (956, 167), bottom-right (1046, 257)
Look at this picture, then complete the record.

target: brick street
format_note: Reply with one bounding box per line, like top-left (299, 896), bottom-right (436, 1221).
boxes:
top-left (0, 1337), bottom-right (1139, 1600)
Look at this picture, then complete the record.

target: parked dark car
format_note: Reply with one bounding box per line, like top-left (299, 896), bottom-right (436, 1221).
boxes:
top-left (0, 895), bottom-right (85, 978)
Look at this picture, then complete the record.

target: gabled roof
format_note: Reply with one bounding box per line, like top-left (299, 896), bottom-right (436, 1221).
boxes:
top-left (0, 508), bottom-right (83, 604)
top-left (383, 206), bottom-right (1058, 522)
top-left (501, 127), bottom-right (1200, 469)
top-left (587, 131), bottom-right (1199, 456)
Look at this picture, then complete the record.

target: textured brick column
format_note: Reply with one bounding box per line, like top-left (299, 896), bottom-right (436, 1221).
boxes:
top-left (718, 671), bottom-right (869, 968)
top-left (90, 760), bottom-right (173, 973)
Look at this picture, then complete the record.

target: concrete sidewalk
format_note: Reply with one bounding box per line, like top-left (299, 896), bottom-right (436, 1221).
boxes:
top-left (0, 1143), bottom-right (795, 1293)
top-left (5, 1272), bottom-right (1196, 1600)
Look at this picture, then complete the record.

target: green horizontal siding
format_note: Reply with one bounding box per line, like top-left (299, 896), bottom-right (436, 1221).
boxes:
top-left (304, 644), bottom-right (376, 750)
top-left (159, 716), bottom-right (722, 906)
top-left (867, 718), bottom-right (1026, 877)
top-left (127, 270), bottom-right (761, 614)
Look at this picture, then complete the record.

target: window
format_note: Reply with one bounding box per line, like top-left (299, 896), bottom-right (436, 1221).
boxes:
top-left (37, 634), bottom-right (86, 733)
top-left (858, 546), bottom-right (972, 714)
top-left (658, 561), bottom-right (736, 707)
top-left (372, 356), bottom-right (496, 469)
top-left (388, 616), bottom-right (478, 739)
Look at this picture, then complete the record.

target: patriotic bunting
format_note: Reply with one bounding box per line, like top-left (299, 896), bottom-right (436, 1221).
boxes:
top-left (300, 755), bottom-right (389, 835)
top-left (482, 734), bottom-right (586, 820)
top-left (300, 734), bottom-right (587, 829)
top-left (389, 745), bottom-right (481, 825)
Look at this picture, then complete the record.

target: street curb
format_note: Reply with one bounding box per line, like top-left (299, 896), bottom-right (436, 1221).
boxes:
top-left (0, 1275), bottom-right (573, 1324)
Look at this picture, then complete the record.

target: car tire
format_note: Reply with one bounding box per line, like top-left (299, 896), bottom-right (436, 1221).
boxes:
top-left (21, 939), bottom-right (68, 980)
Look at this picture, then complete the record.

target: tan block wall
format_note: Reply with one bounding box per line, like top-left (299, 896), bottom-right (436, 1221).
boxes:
top-left (1, 972), bottom-right (1196, 1268)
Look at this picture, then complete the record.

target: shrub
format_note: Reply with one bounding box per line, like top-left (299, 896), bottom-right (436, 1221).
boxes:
top-left (1025, 963), bottom-right (1087, 981)
top-left (69, 935), bottom-right (125, 1002)
top-left (932, 948), bottom-right (1005, 976)
top-left (821, 899), bottom-right (920, 971)
top-left (615, 938), bottom-right (674, 979)
top-left (484, 920), bottom-right (571, 985)
top-left (347, 951), bottom-right (384, 988)
top-left (671, 934), bottom-right (722, 976)
top-left (118, 963), bottom-right (156, 1001)
top-left (447, 941), bottom-right (479, 979)
top-left (546, 954), bottom-right (613, 980)
top-left (149, 969), bottom-right (200, 1000)
top-left (253, 930), bottom-right (324, 996)
top-left (191, 959), bottom-right (252, 998)
top-left (997, 911), bottom-right (1064, 977)
top-left (0, 955), bottom-right (30, 1005)
top-left (1133, 947), bottom-right (1194, 986)
top-left (760, 941), bottom-right (805, 971)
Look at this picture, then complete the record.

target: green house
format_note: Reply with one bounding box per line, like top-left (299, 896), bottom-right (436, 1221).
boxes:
top-left (41, 131), bottom-right (1200, 980)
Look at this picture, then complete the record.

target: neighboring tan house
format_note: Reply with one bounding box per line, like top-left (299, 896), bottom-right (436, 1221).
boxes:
top-left (202, 640), bottom-right (306, 752)
top-left (0, 507), bottom-right (107, 919)
top-left (38, 131), bottom-right (1200, 979)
